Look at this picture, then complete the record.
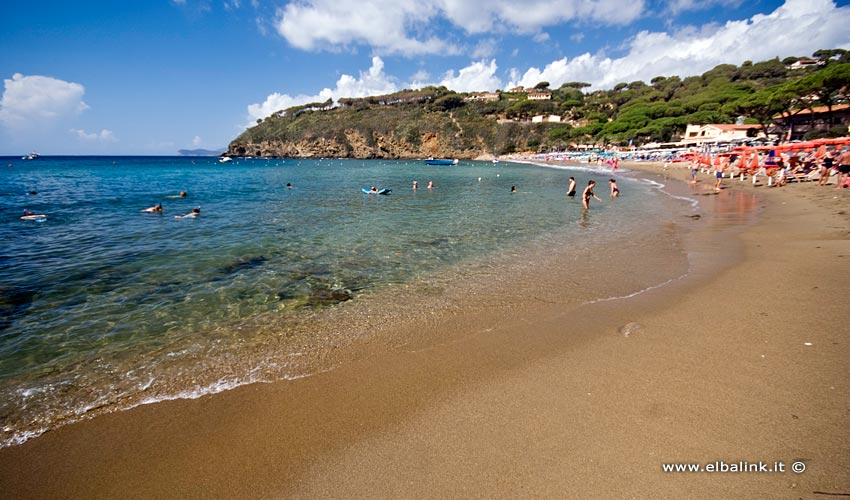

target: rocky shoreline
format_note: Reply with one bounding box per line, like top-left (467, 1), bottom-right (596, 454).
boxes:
top-left (226, 132), bottom-right (494, 160)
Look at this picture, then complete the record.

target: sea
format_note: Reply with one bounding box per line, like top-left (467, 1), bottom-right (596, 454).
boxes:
top-left (0, 156), bottom-right (695, 447)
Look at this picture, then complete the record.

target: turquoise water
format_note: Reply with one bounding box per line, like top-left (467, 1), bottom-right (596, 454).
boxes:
top-left (0, 156), bottom-right (672, 446)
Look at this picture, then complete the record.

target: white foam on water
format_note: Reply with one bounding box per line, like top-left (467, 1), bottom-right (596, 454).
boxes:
top-left (585, 270), bottom-right (689, 305)
top-left (639, 177), bottom-right (700, 208)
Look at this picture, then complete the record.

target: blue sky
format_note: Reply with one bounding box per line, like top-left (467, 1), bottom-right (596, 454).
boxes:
top-left (2, 0), bottom-right (849, 155)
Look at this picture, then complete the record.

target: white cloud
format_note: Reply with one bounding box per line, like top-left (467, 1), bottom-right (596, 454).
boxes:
top-left (533, 32), bottom-right (550, 43)
top-left (438, 59), bottom-right (502, 92)
top-left (246, 56), bottom-right (398, 124)
top-left (409, 69), bottom-right (431, 83)
top-left (247, 0), bottom-right (850, 132)
top-left (666, 0), bottom-right (742, 15)
top-left (255, 16), bottom-right (268, 36)
top-left (0, 73), bottom-right (88, 130)
top-left (275, 0), bottom-right (458, 55)
top-left (192, 135), bottom-right (202, 146)
top-left (510, 0), bottom-right (850, 90)
top-left (273, 0), bottom-right (644, 56)
top-left (70, 128), bottom-right (116, 142)
top-left (440, 0), bottom-right (644, 34)
top-left (471, 38), bottom-right (499, 59)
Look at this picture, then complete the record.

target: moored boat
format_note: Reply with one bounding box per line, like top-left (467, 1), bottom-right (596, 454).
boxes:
top-left (424, 158), bottom-right (458, 165)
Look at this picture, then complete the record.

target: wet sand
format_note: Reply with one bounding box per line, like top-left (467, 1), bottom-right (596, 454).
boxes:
top-left (1, 164), bottom-right (849, 499)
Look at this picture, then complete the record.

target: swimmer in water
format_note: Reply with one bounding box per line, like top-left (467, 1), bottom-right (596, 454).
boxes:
top-left (175, 207), bottom-right (200, 218)
top-left (609, 179), bottom-right (620, 198)
top-left (582, 180), bottom-right (602, 210)
top-left (567, 177), bottom-right (576, 197)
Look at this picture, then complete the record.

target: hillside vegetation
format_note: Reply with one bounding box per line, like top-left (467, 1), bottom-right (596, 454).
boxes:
top-left (228, 50), bottom-right (850, 159)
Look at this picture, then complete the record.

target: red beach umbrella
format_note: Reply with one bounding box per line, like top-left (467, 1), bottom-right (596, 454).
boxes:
top-left (748, 153), bottom-right (760, 172)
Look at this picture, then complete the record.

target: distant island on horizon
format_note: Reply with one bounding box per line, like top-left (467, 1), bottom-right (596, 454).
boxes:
top-left (178, 148), bottom-right (226, 156)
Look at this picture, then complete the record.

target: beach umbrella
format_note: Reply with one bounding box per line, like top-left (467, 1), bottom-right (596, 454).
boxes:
top-left (821, 137), bottom-right (850, 146)
top-left (738, 151), bottom-right (749, 165)
top-left (748, 153), bottom-right (760, 171)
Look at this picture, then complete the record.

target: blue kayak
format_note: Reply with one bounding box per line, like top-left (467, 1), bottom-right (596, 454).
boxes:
top-left (362, 187), bottom-right (392, 195)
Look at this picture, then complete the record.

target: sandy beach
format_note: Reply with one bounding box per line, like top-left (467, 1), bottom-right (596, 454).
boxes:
top-left (1, 162), bottom-right (848, 499)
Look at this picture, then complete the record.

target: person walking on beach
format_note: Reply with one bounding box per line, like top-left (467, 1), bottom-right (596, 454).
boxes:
top-left (835, 148), bottom-right (850, 189)
top-left (714, 158), bottom-right (726, 192)
top-left (567, 177), bottom-right (577, 197)
top-left (609, 179), bottom-right (620, 198)
top-left (819, 151), bottom-right (834, 186)
top-left (582, 180), bottom-right (602, 210)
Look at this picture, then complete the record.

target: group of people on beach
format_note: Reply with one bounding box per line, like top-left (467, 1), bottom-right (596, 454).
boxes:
top-left (764, 147), bottom-right (850, 188)
top-left (690, 146), bottom-right (850, 190)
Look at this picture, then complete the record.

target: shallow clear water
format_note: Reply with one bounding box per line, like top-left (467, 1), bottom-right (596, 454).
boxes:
top-left (0, 156), bottom-right (675, 446)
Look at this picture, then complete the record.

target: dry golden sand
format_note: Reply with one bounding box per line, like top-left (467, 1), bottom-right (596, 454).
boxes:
top-left (0, 162), bottom-right (848, 499)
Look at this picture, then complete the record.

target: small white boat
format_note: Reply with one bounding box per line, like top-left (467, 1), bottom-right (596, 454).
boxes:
top-left (22, 152), bottom-right (40, 160)
top-left (424, 158), bottom-right (458, 166)
top-left (219, 157), bottom-right (232, 163)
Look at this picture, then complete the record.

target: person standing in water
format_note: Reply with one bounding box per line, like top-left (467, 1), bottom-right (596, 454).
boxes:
top-left (582, 180), bottom-right (602, 210)
top-left (609, 179), bottom-right (620, 198)
top-left (714, 157), bottom-right (727, 192)
top-left (567, 177), bottom-right (577, 197)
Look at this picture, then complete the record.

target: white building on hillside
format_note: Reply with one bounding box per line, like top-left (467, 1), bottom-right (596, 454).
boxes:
top-left (681, 123), bottom-right (763, 144)
top-left (531, 115), bottom-right (562, 123)
top-left (464, 92), bottom-right (500, 102)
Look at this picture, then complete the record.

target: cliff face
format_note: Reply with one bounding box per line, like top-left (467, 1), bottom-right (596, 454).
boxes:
top-left (226, 99), bottom-right (525, 160)
top-left (228, 129), bottom-right (478, 159)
